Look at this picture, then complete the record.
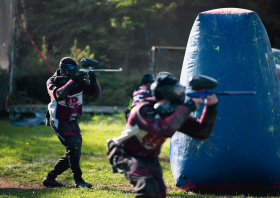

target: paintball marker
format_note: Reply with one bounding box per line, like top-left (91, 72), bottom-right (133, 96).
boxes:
top-left (79, 58), bottom-right (122, 78)
top-left (187, 75), bottom-right (256, 98)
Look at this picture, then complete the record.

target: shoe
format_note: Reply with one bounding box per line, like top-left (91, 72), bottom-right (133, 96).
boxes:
top-left (43, 177), bottom-right (65, 187)
top-left (75, 179), bottom-right (92, 188)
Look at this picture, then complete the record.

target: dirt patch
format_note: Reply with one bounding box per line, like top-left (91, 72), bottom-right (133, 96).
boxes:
top-left (0, 177), bottom-right (45, 192)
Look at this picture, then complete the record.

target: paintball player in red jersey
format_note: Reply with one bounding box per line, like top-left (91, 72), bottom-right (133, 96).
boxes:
top-left (125, 73), bottom-right (170, 121)
top-left (43, 57), bottom-right (101, 188)
top-left (131, 73), bottom-right (155, 109)
top-left (125, 73), bottom-right (155, 121)
top-left (107, 73), bottom-right (218, 198)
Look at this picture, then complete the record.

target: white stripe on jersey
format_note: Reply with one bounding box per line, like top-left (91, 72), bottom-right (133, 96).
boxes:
top-left (48, 99), bottom-right (59, 128)
top-left (112, 125), bottom-right (140, 146)
top-left (57, 91), bottom-right (83, 108)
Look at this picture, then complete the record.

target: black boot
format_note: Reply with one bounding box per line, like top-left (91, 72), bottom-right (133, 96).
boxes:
top-left (43, 177), bottom-right (65, 187)
top-left (75, 178), bottom-right (92, 188)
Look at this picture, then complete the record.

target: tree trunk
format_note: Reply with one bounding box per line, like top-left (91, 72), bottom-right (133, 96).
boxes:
top-left (0, 0), bottom-right (13, 116)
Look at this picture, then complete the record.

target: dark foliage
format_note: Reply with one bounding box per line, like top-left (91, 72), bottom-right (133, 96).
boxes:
top-left (12, 0), bottom-right (280, 106)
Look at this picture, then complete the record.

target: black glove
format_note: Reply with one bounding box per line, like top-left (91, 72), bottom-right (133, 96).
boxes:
top-left (184, 99), bottom-right (197, 112)
top-left (107, 139), bottom-right (120, 173)
top-left (54, 76), bottom-right (71, 85)
top-left (89, 71), bottom-right (96, 83)
top-left (72, 72), bottom-right (87, 84)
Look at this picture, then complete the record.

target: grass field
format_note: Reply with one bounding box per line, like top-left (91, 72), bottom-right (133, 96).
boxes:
top-left (0, 114), bottom-right (211, 198)
top-left (1, 114), bottom-right (274, 198)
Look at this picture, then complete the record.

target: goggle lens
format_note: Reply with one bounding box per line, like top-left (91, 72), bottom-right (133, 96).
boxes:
top-left (67, 66), bottom-right (78, 71)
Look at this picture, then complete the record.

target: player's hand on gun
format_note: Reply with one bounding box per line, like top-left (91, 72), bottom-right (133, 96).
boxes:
top-left (184, 98), bottom-right (204, 111)
top-left (72, 72), bottom-right (87, 84)
top-left (204, 94), bottom-right (218, 106)
top-left (88, 71), bottom-right (96, 82)
top-left (184, 94), bottom-right (218, 111)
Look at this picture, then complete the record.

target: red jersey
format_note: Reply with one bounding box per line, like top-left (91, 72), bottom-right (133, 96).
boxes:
top-left (131, 84), bottom-right (152, 109)
top-left (112, 97), bottom-right (217, 158)
top-left (47, 70), bottom-right (101, 126)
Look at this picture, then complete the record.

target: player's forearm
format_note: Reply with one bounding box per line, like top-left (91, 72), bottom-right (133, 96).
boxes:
top-left (199, 105), bottom-right (217, 126)
top-left (176, 105), bottom-right (217, 140)
top-left (90, 80), bottom-right (101, 96)
top-left (54, 80), bottom-right (76, 101)
top-left (157, 105), bottom-right (193, 137)
top-left (195, 105), bottom-right (217, 139)
top-left (82, 80), bottom-right (101, 96)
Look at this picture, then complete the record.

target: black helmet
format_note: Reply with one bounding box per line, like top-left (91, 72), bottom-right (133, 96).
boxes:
top-left (151, 74), bottom-right (185, 104)
top-left (140, 73), bottom-right (155, 85)
top-left (59, 57), bottom-right (79, 77)
top-left (157, 71), bottom-right (173, 77)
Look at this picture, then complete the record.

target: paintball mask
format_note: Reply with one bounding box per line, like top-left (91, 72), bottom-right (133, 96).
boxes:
top-left (59, 61), bottom-right (79, 78)
top-left (141, 73), bottom-right (155, 85)
top-left (151, 74), bottom-right (186, 104)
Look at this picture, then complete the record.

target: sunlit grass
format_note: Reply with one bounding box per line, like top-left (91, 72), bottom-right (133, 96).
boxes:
top-left (0, 114), bottom-right (181, 198)
top-left (0, 115), bottom-right (260, 197)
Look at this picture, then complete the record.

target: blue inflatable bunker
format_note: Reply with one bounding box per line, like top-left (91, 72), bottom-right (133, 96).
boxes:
top-left (170, 8), bottom-right (280, 194)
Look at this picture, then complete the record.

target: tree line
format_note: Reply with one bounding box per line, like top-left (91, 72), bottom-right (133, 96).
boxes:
top-left (10, 0), bottom-right (280, 106)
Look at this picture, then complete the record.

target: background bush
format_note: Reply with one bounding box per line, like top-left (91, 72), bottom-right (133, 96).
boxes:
top-left (10, 0), bottom-right (280, 106)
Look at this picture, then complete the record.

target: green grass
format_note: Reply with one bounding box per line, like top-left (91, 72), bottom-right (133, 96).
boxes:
top-left (0, 114), bottom-right (250, 197)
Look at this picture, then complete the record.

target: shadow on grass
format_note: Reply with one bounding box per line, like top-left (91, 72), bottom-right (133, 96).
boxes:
top-left (0, 188), bottom-right (55, 197)
top-left (98, 185), bottom-right (134, 195)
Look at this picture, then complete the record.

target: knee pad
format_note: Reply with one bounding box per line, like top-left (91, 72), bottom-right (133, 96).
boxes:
top-left (136, 177), bottom-right (160, 198)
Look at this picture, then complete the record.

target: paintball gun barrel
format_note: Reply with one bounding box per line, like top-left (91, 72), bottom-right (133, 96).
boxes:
top-left (187, 75), bottom-right (256, 98)
top-left (78, 58), bottom-right (123, 77)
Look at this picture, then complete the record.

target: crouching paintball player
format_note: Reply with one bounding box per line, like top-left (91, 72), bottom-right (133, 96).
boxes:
top-left (107, 73), bottom-right (218, 198)
top-left (44, 57), bottom-right (101, 188)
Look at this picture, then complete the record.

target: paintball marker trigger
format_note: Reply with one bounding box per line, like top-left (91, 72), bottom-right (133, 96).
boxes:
top-left (79, 58), bottom-right (100, 78)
